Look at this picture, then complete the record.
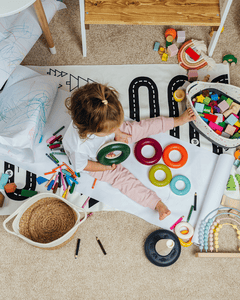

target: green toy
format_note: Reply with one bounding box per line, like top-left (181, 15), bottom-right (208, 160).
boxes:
top-left (223, 54), bottom-right (237, 66)
top-left (226, 175), bottom-right (236, 191)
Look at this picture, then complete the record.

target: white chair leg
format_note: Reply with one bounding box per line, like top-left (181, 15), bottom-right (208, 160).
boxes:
top-left (208, 0), bottom-right (233, 57)
top-left (79, 0), bottom-right (87, 57)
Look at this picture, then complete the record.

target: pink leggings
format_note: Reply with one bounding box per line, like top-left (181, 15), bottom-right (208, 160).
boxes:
top-left (89, 116), bottom-right (174, 210)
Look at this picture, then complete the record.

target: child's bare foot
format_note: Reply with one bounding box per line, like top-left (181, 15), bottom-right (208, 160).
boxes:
top-left (155, 201), bottom-right (171, 221)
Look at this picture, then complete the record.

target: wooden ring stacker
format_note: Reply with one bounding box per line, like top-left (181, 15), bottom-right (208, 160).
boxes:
top-left (134, 138), bottom-right (163, 165)
top-left (170, 175), bottom-right (191, 196)
top-left (149, 164), bottom-right (172, 187)
top-left (144, 229), bottom-right (181, 267)
top-left (234, 149), bottom-right (240, 160)
top-left (97, 141), bottom-right (131, 166)
top-left (175, 222), bottom-right (194, 240)
top-left (162, 144), bottom-right (188, 169)
top-left (173, 89), bottom-right (185, 102)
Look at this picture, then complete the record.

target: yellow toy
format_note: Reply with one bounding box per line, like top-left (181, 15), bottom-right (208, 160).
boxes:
top-left (173, 89), bottom-right (185, 102)
top-left (162, 53), bottom-right (168, 62)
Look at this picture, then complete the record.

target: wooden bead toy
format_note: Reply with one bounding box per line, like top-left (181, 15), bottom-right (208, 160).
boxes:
top-left (161, 53), bottom-right (168, 62)
top-left (188, 69), bottom-right (198, 82)
top-left (165, 28), bottom-right (177, 40)
top-left (158, 47), bottom-right (165, 56)
top-left (153, 42), bottom-right (160, 51)
top-left (173, 89), bottom-right (185, 102)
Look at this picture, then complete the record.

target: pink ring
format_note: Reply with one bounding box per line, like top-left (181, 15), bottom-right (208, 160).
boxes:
top-left (134, 138), bottom-right (163, 165)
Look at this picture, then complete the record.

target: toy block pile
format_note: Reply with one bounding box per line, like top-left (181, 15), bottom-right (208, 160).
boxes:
top-left (153, 28), bottom-right (185, 62)
top-left (193, 89), bottom-right (240, 139)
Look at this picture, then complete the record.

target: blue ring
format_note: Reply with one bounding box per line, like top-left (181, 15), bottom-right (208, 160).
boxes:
top-left (170, 175), bottom-right (191, 196)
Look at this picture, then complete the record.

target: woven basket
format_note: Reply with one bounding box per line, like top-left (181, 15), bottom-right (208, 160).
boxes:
top-left (186, 81), bottom-right (240, 149)
top-left (3, 193), bottom-right (87, 250)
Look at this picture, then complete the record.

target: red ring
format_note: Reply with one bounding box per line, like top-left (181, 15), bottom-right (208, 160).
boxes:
top-left (162, 144), bottom-right (188, 168)
top-left (134, 138), bottom-right (163, 165)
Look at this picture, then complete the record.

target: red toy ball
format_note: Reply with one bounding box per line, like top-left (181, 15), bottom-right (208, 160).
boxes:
top-left (134, 138), bottom-right (163, 165)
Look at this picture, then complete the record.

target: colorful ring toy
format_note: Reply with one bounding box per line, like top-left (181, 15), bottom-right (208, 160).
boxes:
top-left (134, 138), bottom-right (163, 165)
top-left (149, 164), bottom-right (172, 187)
top-left (170, 175), bottom-right (191, 196)
top-left (162, 144), bottom-right (188, 169)
top-left (234, 150), bottom-right (240, 160)
top-left (97, 141), bottom-right (131, 166)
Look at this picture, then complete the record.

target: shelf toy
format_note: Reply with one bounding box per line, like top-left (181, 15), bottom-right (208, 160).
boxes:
top-left (97, 141), bottom-right (131, 166)
top-left (223, 54), bottom-right (237, 66)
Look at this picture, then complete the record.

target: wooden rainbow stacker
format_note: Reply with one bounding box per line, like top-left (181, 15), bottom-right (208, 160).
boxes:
top-left (79, 0), bottom-right (233, 57)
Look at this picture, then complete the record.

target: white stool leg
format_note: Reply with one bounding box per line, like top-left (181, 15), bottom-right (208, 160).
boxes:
top-left (208, 0), bottom-right (233, 57)
top-left (79, 0), bottom-right (87, 57)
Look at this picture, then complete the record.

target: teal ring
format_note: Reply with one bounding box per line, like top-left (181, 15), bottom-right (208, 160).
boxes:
top-left (170, 175), bottom-right (191, 196)
top-left (97, 142), bottom-right (131, 166)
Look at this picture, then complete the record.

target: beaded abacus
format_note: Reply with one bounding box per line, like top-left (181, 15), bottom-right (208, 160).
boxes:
top-left (198, 207), bottom-right (240, 252)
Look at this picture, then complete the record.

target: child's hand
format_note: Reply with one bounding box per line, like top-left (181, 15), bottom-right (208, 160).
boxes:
top-left (174, 108), bottom-right (196, 127)
top-left (114, 128), bottom-right (132, 144)
top-left (104, 164), bottom-right (117, 171)
top-left (106, 152), bottom-right (116, 158)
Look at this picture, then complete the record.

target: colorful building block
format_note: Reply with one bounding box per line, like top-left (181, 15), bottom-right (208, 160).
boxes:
top-left (203, 105), bottom-right (211, 114)
top-left (210, 94), bottom-right (218, 101)
top-left (4, 183), bottom-right (17, 193)
top-left (188, 69), bottom-right (198, 82)
top-left (230, 102), bottom-right (240, 115)
top-left (225, 124), bottom-right (236, 136)
top-left (196, 94), bottom-right (205, 103)
top-left (201, 117), bottom-right (209, 123)
top-left (221, 131), bottom-right (231, 138)
top-left (162, 53), bottom-right (168, 61)
top-left (203, 97), bottom-right (211, 105)
top-left (21, 189), bottom-right (38, 197)
top-left (158, 47), bottom-right (165, 55)
top-left (221, 95), bottom-right (228, 101)
top-left (218, 100), bottom-right (229, 113)
top-left (185, 47), bottom-right (200, 61)
top-left (215, 113), bottom-right (223, 123)
top-left (202, 90), bottom-right (210, 97)
top-left (0, 174), bottom-right (9, 189)
top-left (167, 44), bottom-right (178, 57)
top-left (177, 31), bottom-right (185, 43)
top-left (194, 102), bottom-right (204, 113)
top-left (226, 98), bottom-right (233, 106)
top-left (153, 42), bottom-right (160, 51)
top-left (203, 113), bottom-right (218, 123)
top-left (225, 114), bottom-right (239, 126)
top-left (213, 106), bottom-right (221, 113)
top-left (235, 120), bottom-right (240, 127)
top-left (208, 121), bottom-right (224, 132)
top-left (209, 101), bottom-right (218, 108)
top-left (231, 132), bottom-right (240, 139)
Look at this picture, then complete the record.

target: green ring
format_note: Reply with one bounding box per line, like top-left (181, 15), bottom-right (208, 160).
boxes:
top-left (149, 164), bottom-right (172, 187)
top-left (97, 142), bottom-right (131, 166)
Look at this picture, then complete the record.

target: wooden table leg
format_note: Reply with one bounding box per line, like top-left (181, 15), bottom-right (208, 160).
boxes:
top-left (208, 0), bottom-right (232, 57)
top-left (33, 0), bottom-right (56, 54)
top-left (79, 0), bottom-right (87, 57)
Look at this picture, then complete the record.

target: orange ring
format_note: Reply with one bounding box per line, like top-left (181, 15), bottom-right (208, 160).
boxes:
top-left (162, 144), bottom-right (188, 169)
top-left (234, 150), bottom-right (240, 160)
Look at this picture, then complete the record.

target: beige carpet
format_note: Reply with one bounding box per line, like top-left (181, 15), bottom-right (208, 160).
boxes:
top-left (1, 1), bottom-right (240, 299)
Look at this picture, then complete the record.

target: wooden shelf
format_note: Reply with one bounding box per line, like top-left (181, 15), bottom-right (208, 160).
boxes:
top-left (85, 0), bottom-right (221, 26)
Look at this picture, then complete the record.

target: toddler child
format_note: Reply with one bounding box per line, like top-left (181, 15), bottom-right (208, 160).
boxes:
top-left (63, 83), bottom-right (196, 221)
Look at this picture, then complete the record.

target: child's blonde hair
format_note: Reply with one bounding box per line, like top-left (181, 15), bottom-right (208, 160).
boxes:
top-left (65, 83), bottom-right (124, 139)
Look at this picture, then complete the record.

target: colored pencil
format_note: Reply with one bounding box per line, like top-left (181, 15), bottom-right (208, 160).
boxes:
top-left (194, 192), bottom-right (197, 211)
top-left (82, 197), bottom-right (90, 208)
top-left (92, 178), bottom-right (97, 189)
top-left (45, 153), bottom-right (59, 166)
top-left (53, 126), bottom-right (65, 136)
top-left (187, 205), bottom-right (194, 223)
top-left (170, 216), bottom-right (184, 230)
top-left (96, 237), bottom-right (107, 255)
top-left (75, 238), bottom-right (81, 259)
